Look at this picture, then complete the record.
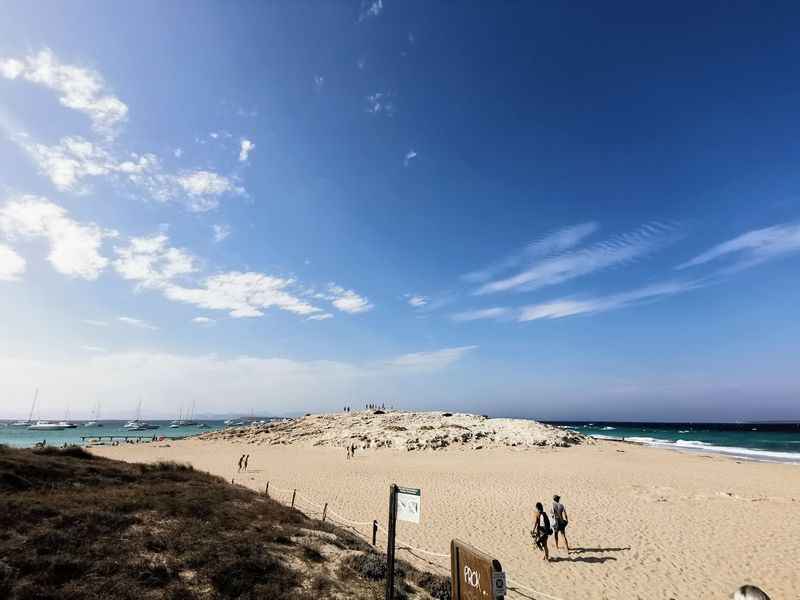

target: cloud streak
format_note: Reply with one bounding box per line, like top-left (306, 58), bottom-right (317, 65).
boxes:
top-left (118, 316), bottom-right (158, 330)
top-left (475, 222), bottom-right (676, 294)
top-left (518, 279), bottom-right (702, 321)
top-left (677, 222), bottom-right (800, 272)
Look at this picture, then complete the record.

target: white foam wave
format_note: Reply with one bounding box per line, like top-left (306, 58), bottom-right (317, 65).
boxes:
top-left (620, 436), bottom-right (800, 463)
top-left (601, 426), bottom-right (616, 430)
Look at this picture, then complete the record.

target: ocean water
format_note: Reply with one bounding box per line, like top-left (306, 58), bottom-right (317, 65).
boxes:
top-left (547, 421), bottom-right (800, 464)
top-left (0, 420), bottom-right (226, 448)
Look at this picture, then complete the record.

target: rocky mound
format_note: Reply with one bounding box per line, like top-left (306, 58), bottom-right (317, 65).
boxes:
top-left (198, 411), bottom-right (587, 451)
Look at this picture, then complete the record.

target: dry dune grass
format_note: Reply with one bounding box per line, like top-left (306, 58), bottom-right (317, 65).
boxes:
top-left (0, 445), bottom-right (449, 599)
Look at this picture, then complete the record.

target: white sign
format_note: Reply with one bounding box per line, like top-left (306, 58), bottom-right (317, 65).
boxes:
top-left (396, 486), bottom-right (421, 523)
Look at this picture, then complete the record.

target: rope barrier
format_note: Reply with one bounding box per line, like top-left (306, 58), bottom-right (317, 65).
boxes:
top-left (506, 575), bottom-right (568, 600)
top-left (257, 479), bottom-right (571, 600)
top-left (376, 523), bottom-right (450, 558)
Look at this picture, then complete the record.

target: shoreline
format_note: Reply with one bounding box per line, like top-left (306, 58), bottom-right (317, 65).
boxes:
top-left (586, 434), bottom-right (800, 465)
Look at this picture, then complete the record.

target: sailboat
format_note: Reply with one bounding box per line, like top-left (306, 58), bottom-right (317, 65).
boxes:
top-left (84, 401), bottom-right (103, 427)
top-left (124, 398), bottom-right (160, 431)
top-left (11, 389), bottom-right (38, 427)
top-left (169, 405), bottom-right (183, 428)
top-left (182, 400), bottom-right (199, 427)
top-left (58, 406), bottom-right (78, 429)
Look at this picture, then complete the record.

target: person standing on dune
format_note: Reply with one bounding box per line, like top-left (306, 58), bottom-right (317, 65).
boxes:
top-left (237, 454), bottom-right (245, 472)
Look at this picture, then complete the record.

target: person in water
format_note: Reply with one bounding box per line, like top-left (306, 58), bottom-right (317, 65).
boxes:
top-left (532, 502), bottom-right (552, 561)
top-left (551, 494), bottom-right (569, 552)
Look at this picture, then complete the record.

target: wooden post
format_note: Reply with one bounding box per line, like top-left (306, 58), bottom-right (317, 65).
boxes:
top-left (322, 503), bottom-right (328, 522)
top-left (385, 484), bottom-right (398, 600)
top-left (291, 489), bottom-right (296, 508)
top-left (265, 481), bottom-right (269, 497)
top-left (372, 520), bottom-right (378, 546)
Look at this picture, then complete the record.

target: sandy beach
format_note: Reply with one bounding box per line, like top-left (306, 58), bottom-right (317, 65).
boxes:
top-left (92, 417), bottom-right (800, 599)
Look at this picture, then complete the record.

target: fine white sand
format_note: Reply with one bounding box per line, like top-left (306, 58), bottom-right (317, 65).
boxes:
top-left (92, 418), bottom-right (800, 599)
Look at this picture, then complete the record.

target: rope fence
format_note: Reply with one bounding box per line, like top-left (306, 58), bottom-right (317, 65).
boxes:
top-left (233, 474), bottom-right (569, 600)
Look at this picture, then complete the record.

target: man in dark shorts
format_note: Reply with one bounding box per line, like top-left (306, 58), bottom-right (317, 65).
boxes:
top-left (552, 494), bottom-right (570, 552)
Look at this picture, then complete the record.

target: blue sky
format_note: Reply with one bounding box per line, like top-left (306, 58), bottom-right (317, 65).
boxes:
top-left (1, 1), bottom-right (800, 420)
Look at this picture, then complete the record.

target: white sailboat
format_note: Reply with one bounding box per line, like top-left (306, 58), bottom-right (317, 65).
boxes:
top-left (84, 401), bottom-right (103, 427)
top-left (124, 398), bottom-right (160, 431)
top-left (29, 420), bottom-right (67, 431)
top-left (58, 406), bottom-right (77, 429)
top-left (11, 389), bottom-right (38, 427)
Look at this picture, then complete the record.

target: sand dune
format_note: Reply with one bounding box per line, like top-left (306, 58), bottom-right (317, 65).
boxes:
top-left (93, 413), bottom-right (800, 599)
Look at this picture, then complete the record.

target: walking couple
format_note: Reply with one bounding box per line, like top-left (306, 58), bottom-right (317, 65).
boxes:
top-left (531, 494), bottom-right (569, 561)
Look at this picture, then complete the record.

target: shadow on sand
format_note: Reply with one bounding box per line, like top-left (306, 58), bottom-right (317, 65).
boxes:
top-left (549, 545), bottom-right (630, 564)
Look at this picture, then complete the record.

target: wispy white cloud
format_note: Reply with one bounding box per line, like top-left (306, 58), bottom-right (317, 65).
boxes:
top-left (307, 313), bottom-right (334, 321)
top-left (13, 134), bottom-right (156, 193)
top-left (118, 316), bottom-right (158, 330)
top-left (383, 345), bottom-right (478, 371)
top-left (113, 233), bottom-right (197, 289)
top-left (0, 243), bottom-right (26, 281)
top-left (408, 32), bottom-right (415, 45)
top-left (358, 0), bottom-right (383, 22)
top-left (677, 222), bottom-right (800, 272)
top-left (174, 148), bottom-right (183, 158)
top-left (518, 279), bottom-right (701, 322)
top-left (239, 138), bottom-right (255, 162)
top-left (191, 316), bottom-right (216, 326)
top-left (404, 149), bottom-right (417, 166)
top-left (464, 222), bottom-right (599, 284)
top-left (1, 49), bottom-right (128, 138)
top-left (327, 284), bottom-right (374, 314)
top-left (0, 195), bottom-right (115, 280)
top-left (81, 345), bottom-right (107, 352)
top-left (9, 133), bottom-right (243, 212)
top-left (82, 319), bottom-right (108, 327)
top-left (450, 307), bottom-right (511, 322)
top-left (212, 224), bottom-right (231, 243)
top-left (163, 272), bottom-right (324, 319)
top-left (475, 222), bottom-right (676, 294)
top-left (365, 92), bottom-right (396, 116)
top-left (356, 57), bottom-right (367, 71)
top-left (313, 75), bottom-right (325, 93)
top-left (406, 294), bottom-right (427, 308)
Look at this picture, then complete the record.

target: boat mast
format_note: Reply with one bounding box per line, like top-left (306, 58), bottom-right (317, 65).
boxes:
top-left (28, 388), bottom-right (38, 422)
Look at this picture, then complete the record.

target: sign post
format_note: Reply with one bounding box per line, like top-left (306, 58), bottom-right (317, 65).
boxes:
top-left (450, 539), bottom-right (506, 600)
top-left (385, 484), bottom-right (421, 600)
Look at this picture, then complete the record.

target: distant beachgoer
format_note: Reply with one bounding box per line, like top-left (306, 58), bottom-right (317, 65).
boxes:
top-left (238, 454), bottom-right (245, 472)
top-left (346, 445), bottom-right (351, 460)
top-left (552, 494), bottom-right (570, 552)
top-left (244, 454), bottom-right (250, 471)
top-left (532, 501), bottom-right (551, 561)
top-left (351, 444), bottom-right (356, 458)
top-left (732, 585), bottom-right (770, 599)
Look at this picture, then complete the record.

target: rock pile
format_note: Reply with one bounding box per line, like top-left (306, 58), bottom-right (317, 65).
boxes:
top-left (198, 411), bottom-right (588, 451)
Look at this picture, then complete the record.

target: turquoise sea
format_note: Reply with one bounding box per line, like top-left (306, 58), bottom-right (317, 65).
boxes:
top-left (547, 421), bottom-right (800, 464)
top-left (0, 420), bottom-right (227, 448)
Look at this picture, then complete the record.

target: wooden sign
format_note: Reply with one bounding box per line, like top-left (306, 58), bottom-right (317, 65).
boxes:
top-left (450, 539), bottom-right (506, 599)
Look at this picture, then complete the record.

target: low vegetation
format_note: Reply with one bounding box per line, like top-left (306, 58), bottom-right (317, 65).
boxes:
top-left (0, 445), bottom-right (450, 599)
